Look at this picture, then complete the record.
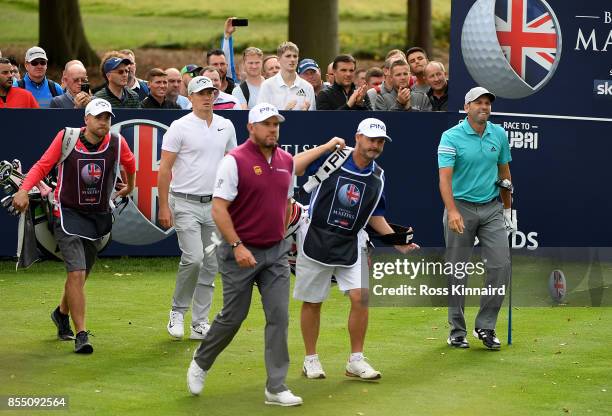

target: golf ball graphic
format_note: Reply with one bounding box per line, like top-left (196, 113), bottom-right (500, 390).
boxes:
top-left (461, 0), bottom-right (562, 99)
top-left (81, 163), bottom-right (102, 185)
top-left (338, 183), bottom-right (361, 207)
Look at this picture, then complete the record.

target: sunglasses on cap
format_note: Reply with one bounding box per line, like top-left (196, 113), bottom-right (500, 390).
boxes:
top-left (29, 60), bottom-right (47, 66)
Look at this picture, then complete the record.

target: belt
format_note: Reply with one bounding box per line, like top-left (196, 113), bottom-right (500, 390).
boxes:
top-left (170, 191), bottom-right (213, 203)
top-left (456, 197), bottom-right (498, 206)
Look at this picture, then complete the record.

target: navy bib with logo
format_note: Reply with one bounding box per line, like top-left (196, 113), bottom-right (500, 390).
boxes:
top-left (58, 132), bottom-right (120, 240)
top-left (303, 159), bottom-right (384, 266)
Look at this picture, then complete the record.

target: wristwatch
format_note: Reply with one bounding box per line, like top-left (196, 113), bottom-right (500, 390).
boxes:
top-left (231, 240), bottom-right (242, 249)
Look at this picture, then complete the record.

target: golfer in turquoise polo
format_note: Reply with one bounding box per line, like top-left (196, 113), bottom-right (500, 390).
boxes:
top-left (437, 86), bottom-right (514, 350)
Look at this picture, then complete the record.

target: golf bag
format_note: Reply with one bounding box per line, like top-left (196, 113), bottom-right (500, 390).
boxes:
top-left (0, 159), bottom-right (111, 268)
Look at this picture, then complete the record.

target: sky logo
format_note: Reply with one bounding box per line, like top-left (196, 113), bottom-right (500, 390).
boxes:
top-left (594, 80), bottom-right (612, 96)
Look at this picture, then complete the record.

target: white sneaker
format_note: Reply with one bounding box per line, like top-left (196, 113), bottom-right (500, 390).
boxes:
top-left (345, 358), bottom-right (382, 380)
top-left (167, 310), bottom-right (184, 339)
top-left (190, 322), bottom-right (211, 340)
top-left (187, 359), bottom-right (207, 395)
top-left (303, 356), bottom-right (326, 379)
top-left (264, 389), bottom-right (303, 406)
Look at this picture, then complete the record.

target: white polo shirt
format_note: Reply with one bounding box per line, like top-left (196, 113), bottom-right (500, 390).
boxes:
top-left (162, 112), bottom-right (237, 195)
top-left (214, 151), bottom-right (294, 202)
top-left (257, 72), bottom-right (317, 111)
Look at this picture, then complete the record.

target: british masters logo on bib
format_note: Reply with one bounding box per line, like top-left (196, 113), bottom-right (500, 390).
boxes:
top-left (327, 177), bottom-right (365, 230)
top-left (338, 183), bottom-right (361, 207)
top-left (81, 163), bottom-right (102, 185)
top-left (78, 159), bottom-right (105, 204)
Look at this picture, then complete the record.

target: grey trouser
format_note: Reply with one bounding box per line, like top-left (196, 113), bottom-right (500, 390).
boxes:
top-left (443, 199), bottom-right (510, 337)
top-left (194, 240), bottom-right (291, 394)
top-left (170, 195), bottom-right (218, 326)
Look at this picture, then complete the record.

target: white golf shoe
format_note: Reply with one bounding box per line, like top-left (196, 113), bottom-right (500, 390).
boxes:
top-left (187, 359), bottom-right (207, 395)
top-left (303, 355), bottom-right (326, 379)
top-left (345, 358), bottom-right (382, 380)
top-left (190, 322), bottom-right (211, 340)
top-left (264, 389), bottom-right (303, 406)
top-left (167, 310), bottom-right (184, 339)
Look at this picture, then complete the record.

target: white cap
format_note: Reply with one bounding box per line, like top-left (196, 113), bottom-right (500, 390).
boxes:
top-left (464, 86), bottom-right (496, 105)
top-left (85, 98), bottom-right (115, 117)
top-left (188, 76), bottom-right (217, 95)
top-left (25, 46), bottom-right (47, 62)
top-left (356, 118), bottom-right (391, 142)
top-left (248, 103), bottom-right (286, 124)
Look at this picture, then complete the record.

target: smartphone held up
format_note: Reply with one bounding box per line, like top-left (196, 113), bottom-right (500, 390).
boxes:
top-left (231, 18), bottom-right (248, 27)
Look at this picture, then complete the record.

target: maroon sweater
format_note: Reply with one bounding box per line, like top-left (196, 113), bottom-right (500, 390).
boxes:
top-left (229, 139), bottom-right (293, 248)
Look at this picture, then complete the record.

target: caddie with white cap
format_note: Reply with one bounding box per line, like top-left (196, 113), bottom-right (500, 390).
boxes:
top-left (437, 85), bottom-right (513, 350)
top-left (84, 98), bottom-right (115, 117)
top-left (290, 117), bottom-right (418, 382)
top-left (12, 97), bottom-right (136, 355)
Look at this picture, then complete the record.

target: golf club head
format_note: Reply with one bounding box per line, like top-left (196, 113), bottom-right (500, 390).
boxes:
top-left (2, 195), bottom-right (19, 216)
top-left (11, 159), bottom-right (22, 174)
top-left (0, 160), bottom-right (24, 192)
top-left (0, 161), bottom-right (14, 185)
top-left (1, 195), bottom-right (12, 208)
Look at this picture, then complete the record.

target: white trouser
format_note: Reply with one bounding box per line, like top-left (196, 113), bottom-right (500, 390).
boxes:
top-left (169, 195), bottom-right (218, 326)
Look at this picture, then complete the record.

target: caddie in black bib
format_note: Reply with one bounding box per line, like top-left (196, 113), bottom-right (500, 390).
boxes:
top-left (303, 152), bottom-right (384, 267)
top-left (292, 118), bottom-right (420, 381)
top-left (57, 129), bottom-right (121, 240)
top-left (10, 97), bottom-right (137, 355)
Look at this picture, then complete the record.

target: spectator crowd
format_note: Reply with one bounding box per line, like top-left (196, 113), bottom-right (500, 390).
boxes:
top-left (0, 18), bottom-right (449, 112)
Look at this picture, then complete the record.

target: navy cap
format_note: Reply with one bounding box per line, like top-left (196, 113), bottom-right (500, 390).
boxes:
top-left (298, 58), bottom-right (319, 75)
top-left (103, 57), bottom-right (132, 74)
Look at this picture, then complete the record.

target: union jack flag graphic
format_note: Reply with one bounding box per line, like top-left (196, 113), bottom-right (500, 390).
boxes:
top-left (495, 0), bottom-right (559, 89)
top-left (115, 121), bottom-right (165, 223)
top-left (81, 163), bottom-right (102, 185)
top-left (87, 164), bottom-right (102, 181)
top-left (343, 184), bottom-right (361, 206)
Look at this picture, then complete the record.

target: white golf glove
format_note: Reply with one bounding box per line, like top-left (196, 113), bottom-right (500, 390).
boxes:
top-left (204, 231), bottom-right (223, 255)
top-left (503, 208), bottom-right (517, 235)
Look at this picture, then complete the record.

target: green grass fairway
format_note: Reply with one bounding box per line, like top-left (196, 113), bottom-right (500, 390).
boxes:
top-left (1, 258), bottom-right (610, 415)
top-left (0, 0), bottom-right (451, 54)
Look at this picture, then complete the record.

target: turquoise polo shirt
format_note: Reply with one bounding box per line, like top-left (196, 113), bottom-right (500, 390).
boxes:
top-left (437, 118), bottom-right (512, 203)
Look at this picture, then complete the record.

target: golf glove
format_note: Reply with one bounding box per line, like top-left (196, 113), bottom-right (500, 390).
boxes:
top-left (204, 231), bottom-right (223, 255)
top-left (503, 208), bottom-right (517, 235)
